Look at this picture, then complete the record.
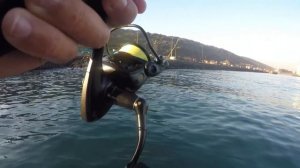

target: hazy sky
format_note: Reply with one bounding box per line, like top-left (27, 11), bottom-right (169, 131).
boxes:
top-left (133, 0), bottom-right (300, 71)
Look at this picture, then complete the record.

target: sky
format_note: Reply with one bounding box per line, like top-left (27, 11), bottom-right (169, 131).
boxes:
top-left (133, 0), bottom-right (300, 71)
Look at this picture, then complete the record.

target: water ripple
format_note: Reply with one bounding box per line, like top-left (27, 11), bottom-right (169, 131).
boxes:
top-left (1, 69), bottom-right (300, 168)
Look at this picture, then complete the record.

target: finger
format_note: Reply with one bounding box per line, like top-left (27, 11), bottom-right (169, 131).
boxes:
top-left (0, 51), bottom-right (46, 78)
top-left (25, 0), bottom-right (110, 48)
top-left (102, 0), bottom-right (139, 27)
top-left (2, 8), bottom-right (77, 64)
top-left (133, 0), bottom-right (147, 14)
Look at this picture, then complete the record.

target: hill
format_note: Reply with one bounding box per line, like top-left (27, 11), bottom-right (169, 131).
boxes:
top-left (103, 29), bottom-right (273, 72)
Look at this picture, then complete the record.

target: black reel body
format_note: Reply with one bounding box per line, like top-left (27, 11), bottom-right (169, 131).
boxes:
top-left (81, 25), bottom-right (168, 168)
top-left (81, 42), bottom-right (160, 121)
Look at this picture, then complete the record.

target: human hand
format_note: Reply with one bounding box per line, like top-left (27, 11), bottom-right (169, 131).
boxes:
top-left (0, 0), bottom-right (146, 77)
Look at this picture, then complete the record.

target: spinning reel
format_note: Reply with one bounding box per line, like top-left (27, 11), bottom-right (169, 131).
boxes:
top-left (81, 24), bottom-right (168, 168)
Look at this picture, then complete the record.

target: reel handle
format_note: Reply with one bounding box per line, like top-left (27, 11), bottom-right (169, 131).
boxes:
top-left (113, 91), bottom-right (148, 168)
top-left (0, 0), bottom-right (107, 55)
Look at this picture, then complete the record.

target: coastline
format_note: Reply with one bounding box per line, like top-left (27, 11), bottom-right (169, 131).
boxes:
top-left (35, 56), bottom-right (267, 73)
top-left (167, 60), bottom-right (267, 73)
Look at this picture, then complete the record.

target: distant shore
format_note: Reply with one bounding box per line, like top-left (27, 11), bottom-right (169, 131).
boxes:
top-left (167, 60), bottom-right (267, 73)
top-left (35, 56), bottom-right (268, 74)
top-left (35, 57), bottom-right (300, 77)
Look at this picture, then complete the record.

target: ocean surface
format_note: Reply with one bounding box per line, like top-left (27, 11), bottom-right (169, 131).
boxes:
top-left (0, 69), bottom-right (300, 168)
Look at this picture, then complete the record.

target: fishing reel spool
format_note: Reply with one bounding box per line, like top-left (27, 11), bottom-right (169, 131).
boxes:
top-left (81, 25), bottom-right (168, 168)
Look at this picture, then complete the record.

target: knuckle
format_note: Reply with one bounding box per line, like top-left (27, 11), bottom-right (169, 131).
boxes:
top-left (67, 12), bottom-right (85, 35)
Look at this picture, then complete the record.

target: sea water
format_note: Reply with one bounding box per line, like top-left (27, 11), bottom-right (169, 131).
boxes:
top-left (0, 69), bottom-right (300, 168)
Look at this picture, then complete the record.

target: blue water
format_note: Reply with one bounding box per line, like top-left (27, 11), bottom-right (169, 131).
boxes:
top-left (0, 69), bottom-right (300, 168)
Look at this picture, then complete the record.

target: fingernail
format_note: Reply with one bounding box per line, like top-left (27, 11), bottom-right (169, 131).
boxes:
top-left (10, 15), bottom-right (32, 38)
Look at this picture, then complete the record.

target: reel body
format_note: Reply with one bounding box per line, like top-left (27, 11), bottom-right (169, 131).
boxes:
top-left (81, 27), bottom-right (168, 168)
top-left (81, 43), bottom-right (161, 121)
